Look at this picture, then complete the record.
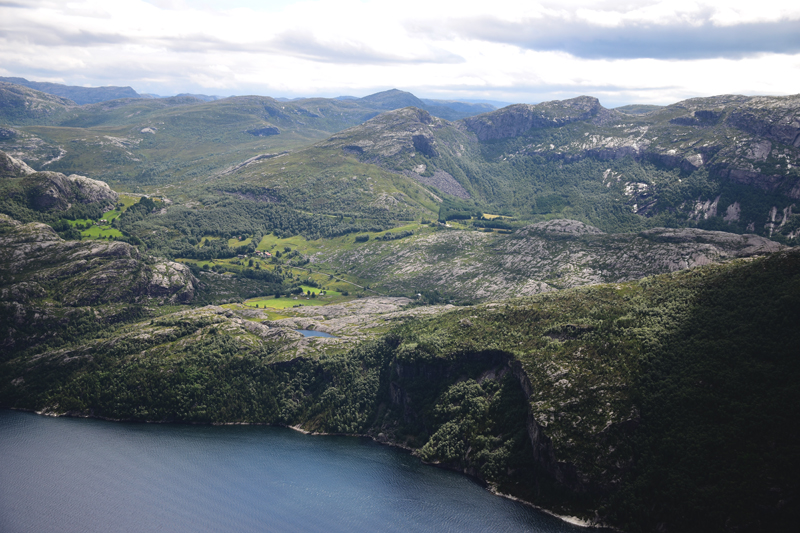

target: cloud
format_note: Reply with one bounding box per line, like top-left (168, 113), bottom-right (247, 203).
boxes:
top-left (2, 27), bottom-right (132, 47)
top-left (412, 17), bottom-right (800, 60)
top-left (269, 30), bottom-right (465, 65)
top-left (1, 0), bottom-right (798, 105)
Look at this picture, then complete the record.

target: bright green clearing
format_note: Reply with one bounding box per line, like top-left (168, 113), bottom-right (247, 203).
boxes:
top-left (298, 285), bottom-right (343, 297)
top-left (245, 287), bottom-right (344, 310)
top-left (81, 225), bottom-right (124, 239)
top-left (245, 297), bottom-right (326, 310)
top-left (228, 237), bottom-right (252, 248)
top-left (66, 218), bottom-right (123, 238)
top-left (255, 221), bottom-right (430, 257)
top-left (101, 194), bottom-right (139, 222)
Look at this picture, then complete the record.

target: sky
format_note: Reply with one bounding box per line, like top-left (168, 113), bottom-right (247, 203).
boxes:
top-left (1, 0), bottom-right (799, 107)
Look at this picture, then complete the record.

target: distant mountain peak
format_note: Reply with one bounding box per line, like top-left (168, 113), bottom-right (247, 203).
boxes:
top-left (358, 89), bottom-right (426, 110)
top-left (461, 95), bottom-right (615, 141)
top-left (0, 76), bottom-right (140, 105)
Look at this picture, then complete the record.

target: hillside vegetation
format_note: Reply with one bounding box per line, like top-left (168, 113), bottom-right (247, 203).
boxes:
top-left (2, 248), bottom-right (797, 533)
top-left (0, 84), bottom-right (493, 189)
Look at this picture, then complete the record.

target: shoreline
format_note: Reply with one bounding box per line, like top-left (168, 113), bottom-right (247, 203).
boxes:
top-left (9, 408), bottom-right (608, 530)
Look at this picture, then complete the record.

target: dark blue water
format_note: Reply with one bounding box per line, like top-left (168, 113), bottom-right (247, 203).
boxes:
top-left (0, 410), bottom-right (600, 532)
top-left (296, 329), bottom-right (336, 337)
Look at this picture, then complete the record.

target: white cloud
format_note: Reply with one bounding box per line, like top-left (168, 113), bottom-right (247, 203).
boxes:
top-left (0, 0), bottom-right (798, 106)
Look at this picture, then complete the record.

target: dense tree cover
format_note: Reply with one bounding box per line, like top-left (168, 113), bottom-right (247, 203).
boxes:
top-left (471, 218), bottom-right (514, 230)
top-left (608, 251), bottom-right (800, 532)
top-left (0, 193), bottom-right (107, 237)
top-left (390, 250), bottom-right (800, 532)
top-left (114, 195), bottom-right (397, 259)
top-left (416, 374), bottom-right (538, 486)
top-left (437, 197), bottom-right (482, 222)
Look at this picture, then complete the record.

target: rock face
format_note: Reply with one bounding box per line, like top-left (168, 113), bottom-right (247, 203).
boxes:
top-left (14, 168), bottom-right (118, 211)
top-left (311, 93), bottom-right (800, 235)
top-left (525, 219), bottom-right (605, 236)
top-left (65, 174), bottom-right (118, 204)
top-left (2, 149), bottom-right (118, 211)
top-left (0, 214), bottom-right (196, 305)
top-left (0, 150), bottom-right (35, 177)
top-left (323, 107), bottom-right (445, 163)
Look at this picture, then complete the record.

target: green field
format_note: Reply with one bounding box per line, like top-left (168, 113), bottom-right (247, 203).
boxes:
top-left (299, 285), bottom-right (341, 297)
top-left (100, 194), bottom-right (138, 222)
top-left (81, 225), bottom-right (124, 239)
top-left (67, 218), bottom-right (124, 239)
top-left (245, 286), bottom-right (345, 310)
top-left (255, 222), bottom-right (430, 257)
top-left (63, 195), bottom-right (136, 239)
top-left (228, 237), bottom-right (252, 248)
top-left (245, 297), bottom-right (326, 310)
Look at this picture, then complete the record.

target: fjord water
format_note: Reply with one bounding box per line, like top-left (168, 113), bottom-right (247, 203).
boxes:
top-left (1, 410), bottom-right (599, 533)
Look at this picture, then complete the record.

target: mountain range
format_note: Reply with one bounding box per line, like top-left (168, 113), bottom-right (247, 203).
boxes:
top-left (1, 78), bottom-right (799, 532)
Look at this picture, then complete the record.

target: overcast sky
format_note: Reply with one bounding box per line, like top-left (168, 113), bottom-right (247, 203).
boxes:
top-left (1, 0), bottom-right (798, 107)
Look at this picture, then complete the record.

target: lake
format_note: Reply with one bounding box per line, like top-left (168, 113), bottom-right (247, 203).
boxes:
top-left (0, 410), bottom-right (604, 532)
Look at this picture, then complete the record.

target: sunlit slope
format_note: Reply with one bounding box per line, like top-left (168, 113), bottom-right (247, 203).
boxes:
top-left (2, 94), bottom-right (383, 187)
top-left (204, 131), bottom-right (443, 220)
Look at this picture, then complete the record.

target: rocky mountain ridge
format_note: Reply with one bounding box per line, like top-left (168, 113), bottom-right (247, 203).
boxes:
top-left (0, 83), bottom-right (496, 189)
top-left (317, 219), bottom-right (784, 300)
